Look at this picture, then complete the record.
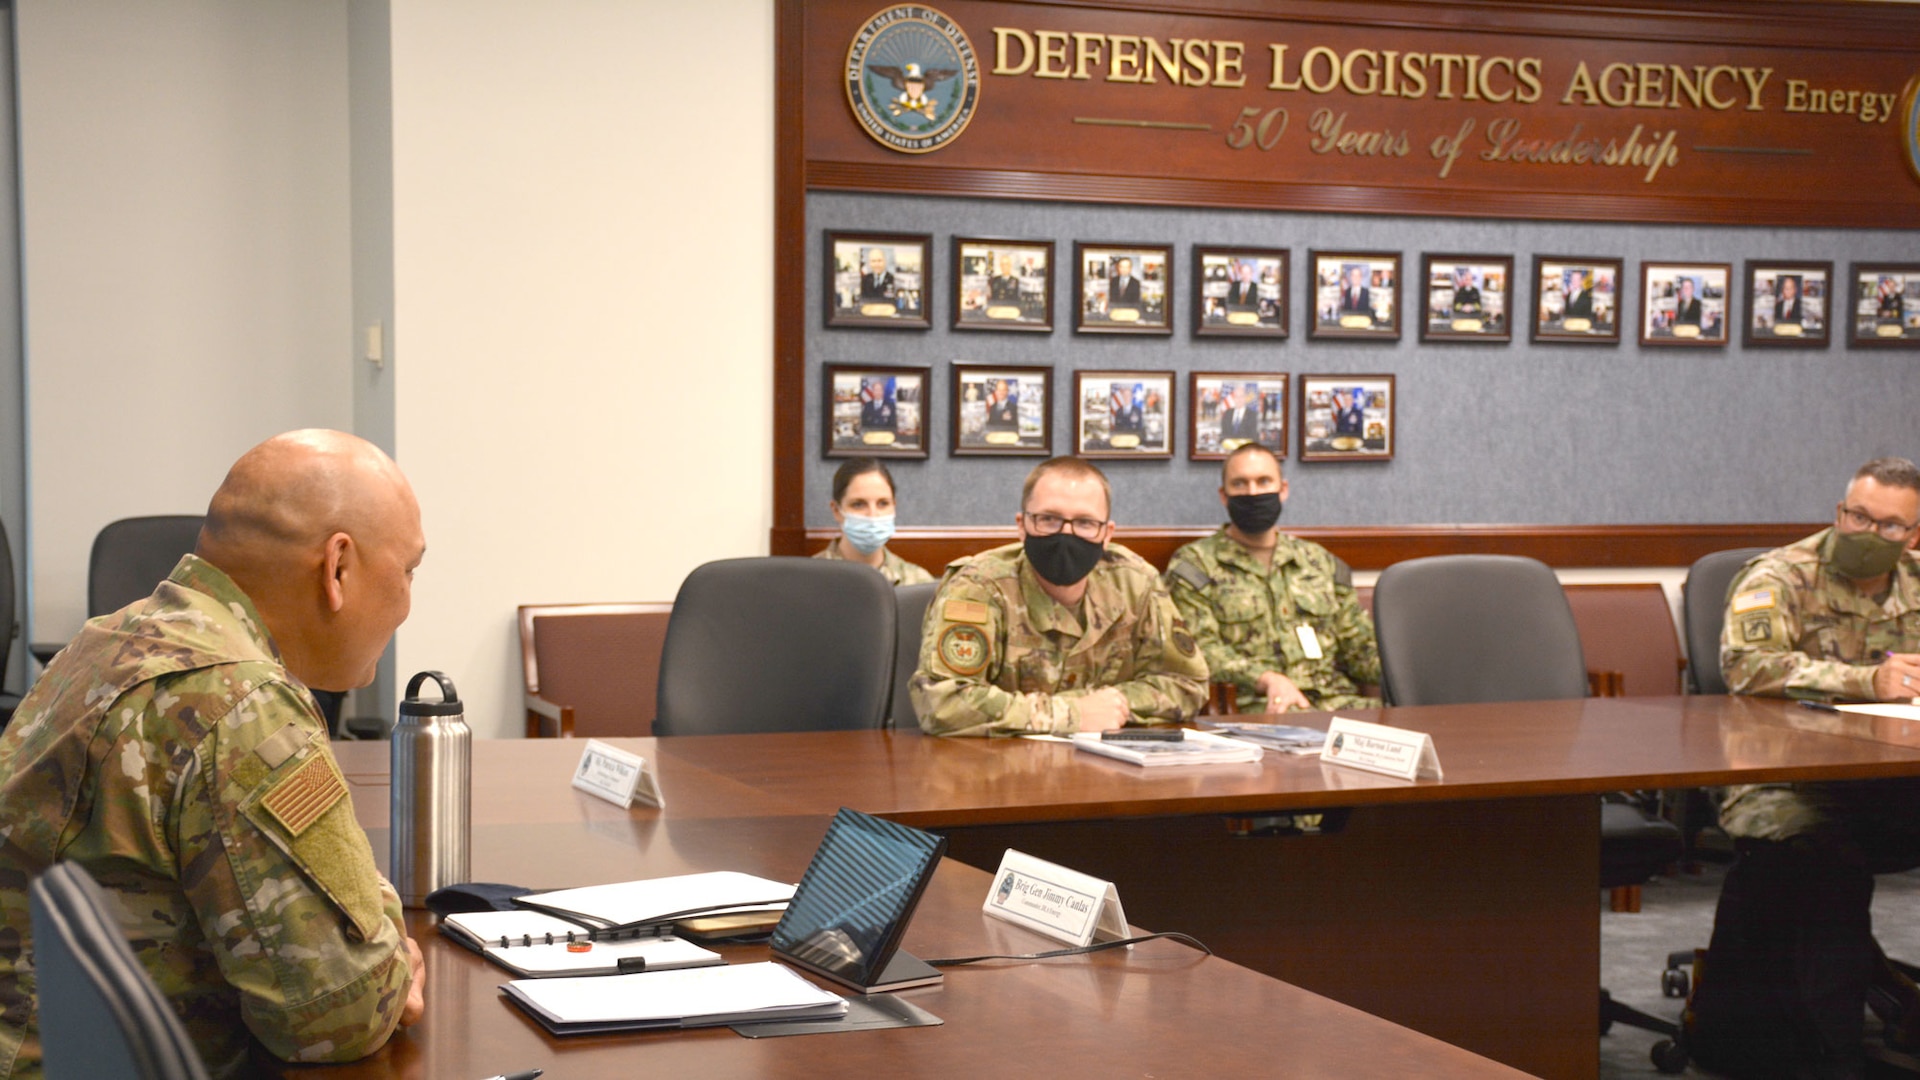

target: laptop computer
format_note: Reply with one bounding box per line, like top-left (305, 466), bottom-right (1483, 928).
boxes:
top-left (770, 806), bottom-right (947, 993)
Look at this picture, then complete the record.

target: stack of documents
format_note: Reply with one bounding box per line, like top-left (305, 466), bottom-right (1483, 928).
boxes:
top-left (440, 870), bottom-right (795, 978)
top-left (1070, 730), bottom-right (1264, 767)
top-left (1199, 721), bottom-right (1329, 755)
top-left (502, 962), bottom-right (848, 1035)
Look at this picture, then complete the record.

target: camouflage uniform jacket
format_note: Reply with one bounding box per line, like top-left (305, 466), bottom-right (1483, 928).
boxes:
top-left (813, 539), bottom-right (935, 586)
top-left (0, 555), bottom-right (411, 1079)
top-left (909, 542), bottom-right (1209, 737)
top-left (1165, 528), bottom-right (1381, 712)
top-left (1718, 529), bottom-right (1920, 841)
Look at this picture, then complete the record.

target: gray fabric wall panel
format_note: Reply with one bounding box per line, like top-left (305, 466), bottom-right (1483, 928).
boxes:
top-left (805, 191), bottom-right (1917, 531)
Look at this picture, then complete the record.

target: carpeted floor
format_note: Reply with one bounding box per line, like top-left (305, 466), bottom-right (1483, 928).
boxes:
top-left (1599, 854), bottom-right (1920, 1078)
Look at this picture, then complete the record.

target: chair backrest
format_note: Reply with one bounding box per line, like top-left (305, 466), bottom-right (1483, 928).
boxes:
top-left (1373, 554), bottom-right (1589, 706)
top-left (655, 558), bottom-right (896, 736)
top-left (90, 516), bottom-right (205, 618)
top-left (519, 603), bottom-right (673, 737)
top-left (30, 862), bottom-right (211, 1080)
top-left (1683, 547), bottom-right (1772, 695)
top-left (0, 516), bottom-right (15, 679)
top-left (889, 582), bottom-right (939, 729)
top-left (1562, 583), bottom-right (1684, 696)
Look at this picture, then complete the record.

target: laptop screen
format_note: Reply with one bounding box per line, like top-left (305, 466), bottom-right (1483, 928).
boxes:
top-left (770, 807), bottom-right (945, 991)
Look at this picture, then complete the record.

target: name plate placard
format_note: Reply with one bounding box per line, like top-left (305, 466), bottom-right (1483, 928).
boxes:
top-left (983, 849), bottom-right (1129, 947)
top-left (1320, 717), bottom-right (1444, 781)
top-left (571, 739), bottom-right (664, 809)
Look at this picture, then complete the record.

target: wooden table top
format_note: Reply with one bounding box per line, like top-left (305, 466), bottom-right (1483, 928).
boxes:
top-left (292, 806), bottom-right (1526, 1078)
top-left (335, 695), bottom-right (1920, 832)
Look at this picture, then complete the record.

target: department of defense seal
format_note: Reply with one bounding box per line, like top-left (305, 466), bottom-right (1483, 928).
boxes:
top-left (845, 6), bottom-right (979, 154)
top-left (1903, 74), bottom-right (1920, 186)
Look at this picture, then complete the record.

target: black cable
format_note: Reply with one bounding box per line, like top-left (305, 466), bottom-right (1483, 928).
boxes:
top-left (927, 931), bottom-right (1212, 967)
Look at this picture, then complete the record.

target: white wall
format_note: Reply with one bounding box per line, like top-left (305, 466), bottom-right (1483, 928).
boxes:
top-left (16, 0), bottom-right (353, 641)
top-left (386, 1), bottom-right (775, 737)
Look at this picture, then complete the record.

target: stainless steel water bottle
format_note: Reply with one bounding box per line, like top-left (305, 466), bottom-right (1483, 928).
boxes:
top-left (390, 670), bottom-right (470, 907)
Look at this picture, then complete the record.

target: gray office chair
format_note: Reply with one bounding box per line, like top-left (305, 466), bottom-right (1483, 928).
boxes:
top-left (30, 862), bottom-right (211, 1080)
top-left (1374, 554), bottom-right (1590, 706)
top-left (654, 557), bottom-right (897, 736)
top-left (1682, 547), bottom-right (1771, 695)
top-left (1372, 554), bottom-right (1688, 1066)
top-left (889, 582), bottom-right (938, 729)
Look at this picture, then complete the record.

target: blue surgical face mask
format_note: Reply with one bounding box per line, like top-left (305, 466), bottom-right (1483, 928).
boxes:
top-left (841, 513), bottom-right (896, 555)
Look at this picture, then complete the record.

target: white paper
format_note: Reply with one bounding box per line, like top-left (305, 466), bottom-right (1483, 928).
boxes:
top-left (518, 871), bottom-right (795, 929)
top-left (503, 962), bottom-right (846, 1026)
top-left (1835, 703), bottom-right (1920, 721)
top-left (1070, 729), bottom-right (1263, 767)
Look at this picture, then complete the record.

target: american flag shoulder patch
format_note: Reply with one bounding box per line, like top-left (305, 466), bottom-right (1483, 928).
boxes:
top-left (259, 753), bottom-right (347, 837)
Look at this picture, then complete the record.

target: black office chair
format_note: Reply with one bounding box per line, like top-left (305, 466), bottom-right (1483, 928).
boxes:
top-left (1372, 554), bottom-right (1689, 1069)
top-left (654, 557), bottom-right (897, 736)
top-left (30, 861), bottom-right (212, 1080)
top-left (0, 518), bottom-right (21, 727)
top-left (1682, 547), bottom-right (1771, 695)
top-left (889, 582), bottom-right (938, 730)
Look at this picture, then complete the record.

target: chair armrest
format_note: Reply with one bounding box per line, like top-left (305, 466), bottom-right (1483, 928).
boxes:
top-left (525, 694), bottom-right (575, 739)
top-left (28, 642), bottom-right (61, 667)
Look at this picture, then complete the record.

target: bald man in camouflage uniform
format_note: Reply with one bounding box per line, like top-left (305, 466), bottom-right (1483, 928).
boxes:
top-left (0, 431), bottom-right (426, 1078)
top-left (1166, 444), bottom-right (1379, 714)
top-left (1691, 457), bottom-right (1920, 1076)
top-left (911, 457), bottom-right (1207, 737)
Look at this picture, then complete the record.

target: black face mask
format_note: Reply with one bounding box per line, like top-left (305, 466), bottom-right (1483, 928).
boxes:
top-left (1023, 532), bottom-right (1105, 587)
top-left (1226, 492), bottom-right (1283, 534)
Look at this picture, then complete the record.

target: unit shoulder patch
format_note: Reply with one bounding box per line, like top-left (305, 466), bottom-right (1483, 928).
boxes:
top-left (1741, 614), bottom-right (1776, 644)
top-left (937, 623), bottom-right (991, 675)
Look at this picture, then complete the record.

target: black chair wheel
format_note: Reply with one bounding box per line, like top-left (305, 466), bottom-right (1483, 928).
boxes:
top-left (1651, 1038), bottom-right (1689, 1073)
top-left (1663, 968), bottom-right (1691, 998)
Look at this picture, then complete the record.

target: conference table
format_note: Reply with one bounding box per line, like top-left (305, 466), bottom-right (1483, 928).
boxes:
top-left (314, 695), bottom-right (1920, 1079)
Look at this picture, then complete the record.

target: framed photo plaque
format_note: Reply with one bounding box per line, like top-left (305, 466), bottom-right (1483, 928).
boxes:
top-left (1299, 375), bottom-right (1394, 463)
top-left (822, 364), bottom-right (929, 459)
top-left (954, 238), bottom-right (1053, 332)
top-left (1309, 251), bottom-right (1400, 340)
top-left (1848, 263), bottom-right (1920, 348)
top-left (1190, 373), bottom-right (1287, 461)
top-left (1744, 261), bottom-right (1832, 347)
top-left (1420, 254), bottom-right (1513, 343)
top-left (1074, 370), bottom-right (1175, 458)
top-left (1532, 256), bottom-right (1622, 344)
top-left (1074, 243), bottom-right (1173, 334)
top-left (1194, 247), bottom-right (1288, 338)
top-left (1640, 261), bottom-right (1731, 346)
top-left (951, 364), bottom-right (1051, 456)
top-left (824, 232), bottom-right (932, 329)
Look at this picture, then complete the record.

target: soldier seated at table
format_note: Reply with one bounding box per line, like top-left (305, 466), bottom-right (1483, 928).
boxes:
top-left (1691, 456), bottom-right (1920, 1077)
top-left (1164, 443), bottom-right (1379, 714)
top-left (910, 456), bottom-right (1208, 737)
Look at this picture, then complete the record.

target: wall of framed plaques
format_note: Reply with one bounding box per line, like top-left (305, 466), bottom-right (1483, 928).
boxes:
top-left (802, 190), bottom-right (1917, 531)
top-left (774, 0), bottom-right (1920, 557)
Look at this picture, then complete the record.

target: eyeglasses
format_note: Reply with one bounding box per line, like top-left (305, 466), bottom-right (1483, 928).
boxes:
top-left (1837, 504), bottom-right (1919, 542)
top-left (1024, 511), bottom-right (1108, 541)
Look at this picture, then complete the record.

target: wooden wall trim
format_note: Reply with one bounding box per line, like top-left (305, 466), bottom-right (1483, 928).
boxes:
top-left (772, 0), bottom-right (808, 540)
top-left (777, 522), bottom-right (1823, 572)
top-left (803, 161), bottom-right (1882, 229)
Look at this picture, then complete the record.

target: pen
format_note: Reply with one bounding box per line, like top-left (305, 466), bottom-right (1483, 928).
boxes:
top-left (1796, 700), bottom-right (1840, 713)
top-left (480, 1071), bottom-right (542, 1080)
